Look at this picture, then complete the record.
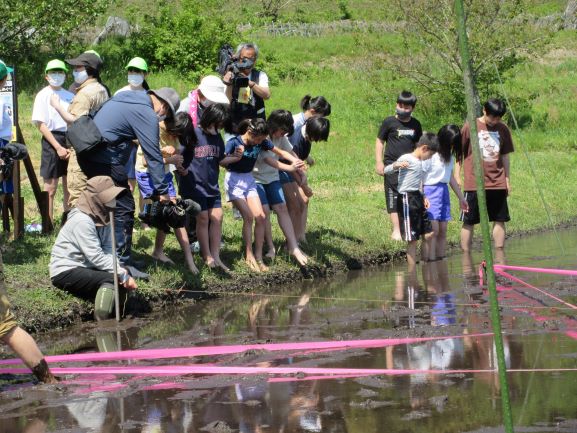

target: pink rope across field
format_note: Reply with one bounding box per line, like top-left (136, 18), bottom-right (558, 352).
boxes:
top-left (0, 333), bottom-right (492, 366)
top-left (494, 268), bottom-right (577, 311)
top-left (494, 264), bottom-right (577, 277)
top-left (3, 365), bottom-right (577, 377)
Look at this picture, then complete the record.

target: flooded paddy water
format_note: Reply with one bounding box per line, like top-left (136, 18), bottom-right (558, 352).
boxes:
top-left (2, 229), bottom-right (577, 432)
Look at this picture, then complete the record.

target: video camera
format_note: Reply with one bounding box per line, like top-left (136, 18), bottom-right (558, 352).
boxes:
top-left (217, 44), bottom-right (253, 90)
top-left (0, 143), bottom-right (27, 182)
top-left (138, 198), bottom-right (201, 234)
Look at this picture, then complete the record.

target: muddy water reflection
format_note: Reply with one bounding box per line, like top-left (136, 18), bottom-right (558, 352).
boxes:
top-left (2, 229), bottom-right (577, 432)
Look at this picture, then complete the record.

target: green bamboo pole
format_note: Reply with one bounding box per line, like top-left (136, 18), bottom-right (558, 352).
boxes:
top-left (454, 1), bottom-right (515, 432)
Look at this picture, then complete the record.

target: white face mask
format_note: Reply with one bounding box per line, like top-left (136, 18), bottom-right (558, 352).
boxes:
top-left (127, 73), bottom-right (144, 87)
top-left (47, 72), bottom-right (65, 88)
top-left (73, 69), bottom-right (88, 84)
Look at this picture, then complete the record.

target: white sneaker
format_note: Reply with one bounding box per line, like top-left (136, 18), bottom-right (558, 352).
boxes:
top-left (190, 241), bottom-right (200, 253)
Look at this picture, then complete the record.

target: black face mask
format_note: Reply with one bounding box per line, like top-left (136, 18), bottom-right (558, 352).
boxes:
top-left (396, 108), bottom-right (412, 119)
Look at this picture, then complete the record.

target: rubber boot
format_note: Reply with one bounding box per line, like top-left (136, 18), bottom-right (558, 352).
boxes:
top-left (94, 283), bottom-right (115, 321)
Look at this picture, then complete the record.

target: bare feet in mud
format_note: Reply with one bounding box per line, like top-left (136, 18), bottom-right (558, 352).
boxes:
top-left (207, 257), bottom-right (230, 273)
top-left (246, 258), bottom-right (262, 273)
top-left (290, 247), bottom-right (309, 266)
top-left (265, 249), bottom-right (276, 261)
top-left (257, 261), bottom-right (269, 272)
top-left (151, 251), bottom-right (175, 265)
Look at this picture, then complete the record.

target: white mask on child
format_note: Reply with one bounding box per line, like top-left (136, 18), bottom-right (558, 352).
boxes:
top-left (47, 73), bottom-right (65, 88)
top-left (73, 70), bottom-right (88, 84)
top-left (128, 73), bottom-right (144, 87)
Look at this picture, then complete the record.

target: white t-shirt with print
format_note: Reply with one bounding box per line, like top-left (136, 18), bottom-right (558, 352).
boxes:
top-left (32, 86), bottom-right (74, 132)
top-left (423, 154), bottom-right (455, 185)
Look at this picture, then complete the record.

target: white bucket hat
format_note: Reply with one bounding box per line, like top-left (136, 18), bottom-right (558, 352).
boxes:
top-left (198, 75), bottom-right (229, 105)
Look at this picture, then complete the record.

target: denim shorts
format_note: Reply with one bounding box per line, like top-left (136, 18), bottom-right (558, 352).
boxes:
top-left (278, 170), bottom-right (294, 185)
top-left (256, 181), bottom-right (285, 206)
top-left (136, 171), bottom-right (177, 199)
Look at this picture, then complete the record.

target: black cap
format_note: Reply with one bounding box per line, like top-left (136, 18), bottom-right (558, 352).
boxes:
top-left (66, 53), bottom-right (102, 71)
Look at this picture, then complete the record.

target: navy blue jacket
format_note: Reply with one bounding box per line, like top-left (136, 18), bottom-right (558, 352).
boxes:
top-left (92, 91), bottom-right (168, 194)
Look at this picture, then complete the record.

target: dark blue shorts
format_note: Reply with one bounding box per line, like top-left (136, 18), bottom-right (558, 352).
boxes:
top-left (0, 139), bottom-right (13, 194)
top-left (256, 181), bottom-right (285, 206)
top-left (278, 170), bottom-right (294, 185)
top-left (192, 195), bottom-right (222, 211)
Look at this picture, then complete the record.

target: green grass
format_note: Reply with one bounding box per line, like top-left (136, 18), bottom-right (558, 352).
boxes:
top-left (6, 8), bottom-right (577, 331)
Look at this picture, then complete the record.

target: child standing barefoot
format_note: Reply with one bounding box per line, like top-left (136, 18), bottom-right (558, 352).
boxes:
top-left (179, 104), bottom-right (238, 271)
top-left (224, 118), bottom-right (304, 272)
top-left (422, 124), bottom-right (468, 262)
top-left (136, 112), bottom-right (199, 274)
top-left (384, 133), bottom-right (439, 266)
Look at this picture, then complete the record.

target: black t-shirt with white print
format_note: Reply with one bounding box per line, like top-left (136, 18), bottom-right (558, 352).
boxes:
top-left (378, 115), bottom-right (423, 185)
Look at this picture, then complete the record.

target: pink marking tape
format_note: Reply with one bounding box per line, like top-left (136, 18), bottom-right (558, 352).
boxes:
top-left (494, 268), bottom-right (577, 311)
top-left (3, 365), bottom-right (577, 377)
top-left (494, 264), bottom-right (577, 277)
top-left (0, 333), bottom-right (492, 366)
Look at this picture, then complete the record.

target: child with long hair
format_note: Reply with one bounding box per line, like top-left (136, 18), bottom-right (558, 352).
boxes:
top-left (179, 103), bottom-right (238, 271)
top-left (224, 118), bottom-right (304, 272)
top-left (253, 110), bottom-right (308, 266)
top-left (422, 124), bottom-right (468, 261)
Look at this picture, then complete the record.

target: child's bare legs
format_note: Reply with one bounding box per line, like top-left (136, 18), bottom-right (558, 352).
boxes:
top-left (460, 224), bottom-right (474, 252)
top-left (271, 202), bottom-right (308, 266)
top-left (2, 327), bottom-right (57, 383)
top-left (436, 221), bottom-right (448, 259)
top-left (390, 212), bottom-right (402, 241)
top-left (423, 220), bottom-right (439, 262)
top-left (406, 240), bottom-right (418, 266)
top-left (43, 177), bottom-right (59, 224)
top-left (234, 197), bottom-right (267, 272)
top-left (282, 181), bottom-right (305, 241)
top-left (208, 207), bottom-right (229, 271)
top-left (261, 204), bottom-right (276, 259)
top-left (174, 227), bottom-right (198, 274)
top-left (196, 210), bottom-right (212, 265)
top-left (297, 186), bottom-right (310, 243)
top-left (493, 222), bottom-right (506, 249)
top-left (152, 230), bottom-right (174, 264)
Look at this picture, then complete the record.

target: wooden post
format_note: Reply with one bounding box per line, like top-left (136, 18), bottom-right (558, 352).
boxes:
top-left (11, 66), bottom-right (53, 234)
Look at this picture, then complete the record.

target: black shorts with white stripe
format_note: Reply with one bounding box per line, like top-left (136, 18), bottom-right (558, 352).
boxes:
top-left (397, 191), bottom-right (432, 242)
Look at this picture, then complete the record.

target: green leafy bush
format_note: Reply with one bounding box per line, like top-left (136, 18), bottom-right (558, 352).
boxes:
top-left (128, 0), bottom-right (238, 81)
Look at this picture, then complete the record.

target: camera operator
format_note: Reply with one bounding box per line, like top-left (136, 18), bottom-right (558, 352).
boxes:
top-left (223, 43), bottom-right (270, 137)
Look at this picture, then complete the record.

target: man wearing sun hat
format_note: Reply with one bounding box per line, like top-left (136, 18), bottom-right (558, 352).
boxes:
top-left (178, 75), bottom-right (230, 127)
top-left (71, 86), bottom-right (181, 267)
top-left (32, 59), bottom-right (75, 225)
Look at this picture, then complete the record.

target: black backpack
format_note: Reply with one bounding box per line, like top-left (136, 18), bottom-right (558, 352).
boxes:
top-left (66, 102), bottom-right (107, 154)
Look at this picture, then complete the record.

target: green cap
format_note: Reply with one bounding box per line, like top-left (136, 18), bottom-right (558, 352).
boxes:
top-left (84, 49), bottom-right (101, 59)
top-left (0, 60), bottom-right (13, 80)
top-left (45, 59), bottom-right (68, 73)
top-left (125, 57), bottom-right (148, 72)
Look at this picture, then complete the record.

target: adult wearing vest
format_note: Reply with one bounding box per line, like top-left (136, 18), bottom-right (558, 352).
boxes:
top-left (223, 43), bottom-right (270, 138)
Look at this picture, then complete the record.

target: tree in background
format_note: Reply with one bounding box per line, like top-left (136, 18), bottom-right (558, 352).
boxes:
top-left (1, 0), bottom-right (111, 63)
top-left (387, 0), bottom-right (550, 115)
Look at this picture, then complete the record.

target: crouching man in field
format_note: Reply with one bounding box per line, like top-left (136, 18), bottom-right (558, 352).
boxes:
top-left (49, 176), bottom-right (137, 320)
